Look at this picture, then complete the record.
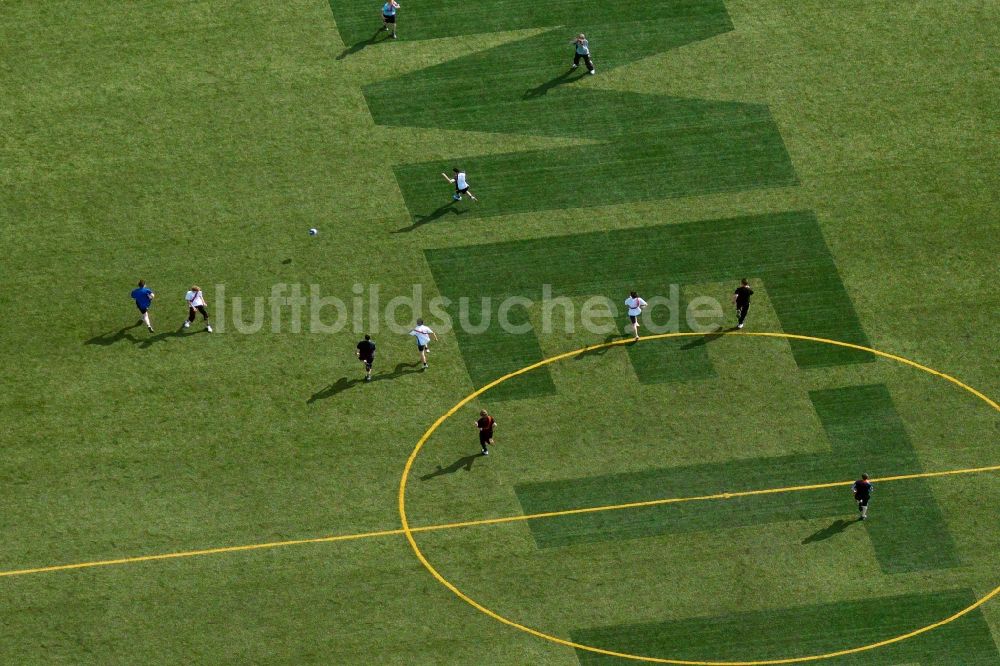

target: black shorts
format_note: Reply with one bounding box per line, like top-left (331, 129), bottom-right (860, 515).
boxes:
top-left (855, 496), bottom-right (870, 507)
top-left (136, 304), bottom-right (149, 314)
top-left (383, 14), bottom-right (396, 23)
top-left (417, 343), bottom-right (428, 352)
top-left (629, 314), bottom-right (639, 324)
top-left (456, 186), bottom-right (469, 194)
top-left (479, 431), bottom-right (494, 445)
top-left (360, 356), bottom-right (374, 370)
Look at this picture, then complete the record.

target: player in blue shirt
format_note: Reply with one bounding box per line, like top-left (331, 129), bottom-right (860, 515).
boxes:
top-left (381, 1), bottom-right (400, 39)
top-left (130, 279), bottom-right (156, 332)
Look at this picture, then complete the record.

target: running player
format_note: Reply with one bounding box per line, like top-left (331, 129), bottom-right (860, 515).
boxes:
top-left (732, 278), bottom-right (754, 329)
top-left (852, 474), bottom-right (873, 521)
top-left (409, 318), bottom-right (438, 369)
top-left (442, 168), bottom-right (478, 202)
top-left (130, 279), bottom-right (155, 333)
top-left (624, 291), bottom-right (648, 340)
top-left (356, 334), bottom-right (376, 381)
top-left (381, 1), bottom-right (400, 39)
top-left (475, 409), bottom-right (496, 455)
top-left (183, 285), bottom-right (212, 332)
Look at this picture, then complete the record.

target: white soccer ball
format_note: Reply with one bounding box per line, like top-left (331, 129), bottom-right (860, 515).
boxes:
top-left (308, 228), bottom-right (318, 236)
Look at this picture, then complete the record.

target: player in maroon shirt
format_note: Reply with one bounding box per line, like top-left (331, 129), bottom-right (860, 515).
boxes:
top-left (475, 410), bottom-right (496, 456)
top-left (852, 474), bottom-right (873, 520)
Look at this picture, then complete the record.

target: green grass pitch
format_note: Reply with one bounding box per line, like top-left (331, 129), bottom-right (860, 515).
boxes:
top-left (1, 0), bottom-right (998, 663)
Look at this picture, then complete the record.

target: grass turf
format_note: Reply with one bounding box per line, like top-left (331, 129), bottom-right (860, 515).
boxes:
top-left (424, 211), bottom-right (871, 400)
top-left (0, 0), bottom-right (997, 663)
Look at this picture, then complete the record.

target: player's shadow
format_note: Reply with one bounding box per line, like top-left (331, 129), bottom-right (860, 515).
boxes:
top-left (574, 334), bottom-right (622, 360)
top-left (523, 69), bottom-right (585, 99)
top-left (420, 454), bottom-right (481, 480)
top-left (307, 377), bottom-right (363, 403)
top-left (336, 29), bottom-right (385, 60)
top-left (393, 202), bottom-right (467, 233)
top-left (801, 518), bottom-right (856, 544)
top-left (137, 327), bottom-right (189, 348)
top-left (306, 362), bottom-right (422, 403)
top-left (84, 322), bottom-right (143, 346)
top-left (680, 325), bottom-right (735, 350)
top-left (373, 361), bottom-right (422, 382)
top-left (84, 322), bottom-right (189, 348)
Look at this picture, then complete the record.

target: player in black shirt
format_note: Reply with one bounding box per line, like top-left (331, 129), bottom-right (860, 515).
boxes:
top-left (852, 474), bottom-right (873, 520)
top-left (475, 410), bottom-right (496, 455)
top-left (356, 334), bottom-right (376, 381)
top-left (732, 278), bottom-right (754, 329)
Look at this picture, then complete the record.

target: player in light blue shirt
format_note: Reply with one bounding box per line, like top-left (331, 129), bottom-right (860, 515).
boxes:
top-left (571, 33), bottom-right (595, 74)
top-left (130, 279), bottom-right (156, 332)
top-left (381, 1), bottom-right (400, 39)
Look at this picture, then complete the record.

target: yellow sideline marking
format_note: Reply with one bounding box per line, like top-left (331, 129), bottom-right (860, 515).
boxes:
top-left (3, 333), bottom-right (998, 665)
top-left (397, 332), bottom-right (1000, 665)
top-left (1, 463), bottom-right (997, 579)
top-left (419, 464), bottom-right (1000, 532)
top-left (0, 529), bottom-right (407, 578)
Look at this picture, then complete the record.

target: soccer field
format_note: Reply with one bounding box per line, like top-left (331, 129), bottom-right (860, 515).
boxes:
top-left (1, 1), bottom-right (998, 664)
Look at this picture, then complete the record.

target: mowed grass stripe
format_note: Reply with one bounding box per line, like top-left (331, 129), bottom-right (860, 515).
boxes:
top-left (2, 464), bottom-right (997, 579)
top-left (330, 0), bottom-right (730, 48)
top-left (573, 589), bottom-right (1000, 664)
top-left (356, 3), bottom-right (796, 221)
top-left (810, 385), bottom-right (959, 573)
top-left (425, 212), bottom-right (871, 400)
top-left (515, 383), bottom-right (959, 577)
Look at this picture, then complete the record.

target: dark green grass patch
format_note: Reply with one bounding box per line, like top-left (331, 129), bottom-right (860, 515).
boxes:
top-left (359, 2), bottom-right (796, 221)
top-left (389, 103), bottom-right (796, 221)
top-left (516, 384), bottom-right (956, 573)
top-left (810, 384), bottom-right (920, 464)
top-left (811, 384), bottom-right (960, 572)
top-left (426, 211), bottom-right (870, 399)
top-left (574, 589), bottom-right (999, 664)
top-left (515, 453), bottom-right (852, 548)
top-left (0, 1), bottom-right (996, 663)
top-left (330, 0), bottom-right (731, 50)
top-left (626, 336), bottom-right (716, 384)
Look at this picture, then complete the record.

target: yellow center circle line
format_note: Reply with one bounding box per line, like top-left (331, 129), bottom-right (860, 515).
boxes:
top-left (397, 332), bottom-right (1000, 665)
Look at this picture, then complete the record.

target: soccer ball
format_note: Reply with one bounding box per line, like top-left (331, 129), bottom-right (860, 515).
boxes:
top-left (308, 228), bottom-right (318, 236)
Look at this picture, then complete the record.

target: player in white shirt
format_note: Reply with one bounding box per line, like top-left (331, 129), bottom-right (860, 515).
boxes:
top-left (409, 318), bottom-right (438, 369)
top-left (184, 285), bottom-right (212, 332)
top-left (624, 290), bottom-right (647, 340)
top-left (442, 167), bottom-right (478, 202)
